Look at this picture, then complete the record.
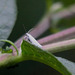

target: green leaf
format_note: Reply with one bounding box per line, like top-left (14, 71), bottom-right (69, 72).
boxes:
top-left (1, 47), bottom-right (13, 53)
top-left (60, 0), bottom-right (75, 7)
top-left (0, 0), bottom-right (17, 46)
top-left (45, 0), bottom-right (52, 11)
top-left (21, 40), bottom-right (71, 75)
top-left (51, 17), bottom-right (75, 33)
top-left (53, 0), bottom-right (75, 7)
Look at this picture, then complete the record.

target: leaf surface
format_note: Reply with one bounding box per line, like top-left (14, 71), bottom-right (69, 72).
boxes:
top-left (21, 40), bottom-right (71, 75)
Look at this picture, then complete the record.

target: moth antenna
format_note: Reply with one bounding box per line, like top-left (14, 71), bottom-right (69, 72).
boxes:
top-left (22, 24), bottom-right (33, 34)
top-left (28, 27), bottom-right (34, 34)
top-left (23, 24), bottom-right (27, 33)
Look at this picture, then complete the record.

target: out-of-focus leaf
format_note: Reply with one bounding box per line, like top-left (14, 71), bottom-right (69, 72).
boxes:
top-left (56, 57), bottom-right (75, 75)
top-left (50, 4), bottom-right (75, 33)
top-left (21, 40), bottom-right (71, 75)
top-left (50, 2), bottom-right (63, 13)
top-left (53, 0), bottom-right (75, 7)
top-left (50, 17), bottom-right (75, 33)
top-left (61, 0), bottom-right (75, 7)
top-left (45, 0), bottom-right (52, 11)
top-left (56, 18), bottom-right (75, 31)
top-left (0, 0), bottom-right (17, 46)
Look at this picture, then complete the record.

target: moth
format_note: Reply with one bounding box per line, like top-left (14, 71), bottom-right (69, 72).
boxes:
top-left (23, 25), bottom-right (42, 48)
top-left (24, 33), bottom-right (42, 48)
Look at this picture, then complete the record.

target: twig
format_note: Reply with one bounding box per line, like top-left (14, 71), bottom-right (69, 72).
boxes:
top-left (42, 39), bottom-right (75, 53)
top-left (38, 27), bottom-right (75, 45)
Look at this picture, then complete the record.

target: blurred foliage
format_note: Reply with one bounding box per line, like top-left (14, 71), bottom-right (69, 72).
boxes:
top-left (46, 0), bottom-right (52, 11)
top-left (50, 17), bottom-right (75, 33)
top-left (56, 17), bottom-right (75, 31)
top-left (53, 0), bottom-right (75, 7)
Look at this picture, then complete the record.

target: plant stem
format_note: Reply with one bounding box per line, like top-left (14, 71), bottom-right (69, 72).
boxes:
top-left (38, 26), bottom-right (75, 45)
top-left (42, 39), bottom-right (75, 53)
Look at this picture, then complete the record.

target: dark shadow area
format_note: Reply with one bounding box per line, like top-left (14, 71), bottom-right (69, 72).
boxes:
top-left (0, 60), bottom-right (61, 75)
top-left (54, 49), bottom-right (75, 62)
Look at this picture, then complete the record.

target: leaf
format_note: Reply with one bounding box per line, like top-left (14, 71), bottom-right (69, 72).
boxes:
top-left (45, 0), bottom-right (52, 11)
top-left (53, 0), bottom-right (75, 7)
top-left (21, 40), bottom-right (71, 75)
top-left (0, 0), bottom-right (17, 46)
top-left (60, 0), bottom-right (75, 7)
top-left (56, 57), bottom-right (75, 75)
top-left (51, 17), bottom-right (75, 33)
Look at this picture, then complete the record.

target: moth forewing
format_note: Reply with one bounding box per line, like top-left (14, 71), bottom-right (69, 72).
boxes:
top-left (25, 33), bottom-right (42, 48)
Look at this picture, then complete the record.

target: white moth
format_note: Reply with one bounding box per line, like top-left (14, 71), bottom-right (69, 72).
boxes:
top-left (25, 33), bottom-right (42, 48)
